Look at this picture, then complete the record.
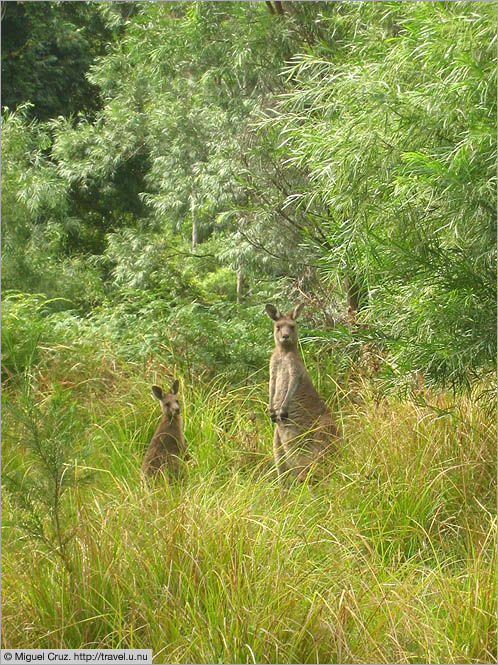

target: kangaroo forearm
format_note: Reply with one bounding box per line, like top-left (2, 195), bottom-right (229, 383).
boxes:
top-left (269, 374), bottom-right (276, 410)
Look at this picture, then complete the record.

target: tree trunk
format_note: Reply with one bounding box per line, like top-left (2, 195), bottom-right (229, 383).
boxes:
top-left (191, 197), bottom-right (197, 251)
top-left (266, 1), bottom-right (285, 15)
top-left (344, 274), bottom-right (364, 322)
top-left (236, 267), bottom-right (244, 304)
top-left (345, 276), bottom-right (360, 314)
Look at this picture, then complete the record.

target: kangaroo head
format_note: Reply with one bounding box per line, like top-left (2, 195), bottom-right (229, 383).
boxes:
top-left (265, 303), bottom-right (304, 348)
top-left (152, 380), bottom-right (181, 419)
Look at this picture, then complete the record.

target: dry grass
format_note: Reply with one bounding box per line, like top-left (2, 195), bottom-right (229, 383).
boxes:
top-left (2, 350), bottom-right (496, 663)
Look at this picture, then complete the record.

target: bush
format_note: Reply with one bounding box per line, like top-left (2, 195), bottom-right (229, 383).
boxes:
top-left (1, 293), bottom-right (61, 380)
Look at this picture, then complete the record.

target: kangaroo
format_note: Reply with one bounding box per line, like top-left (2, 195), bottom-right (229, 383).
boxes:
top-left (265, 304), bottom-right (339, 481)
top-left (141, 380), bottom-right (189, 480)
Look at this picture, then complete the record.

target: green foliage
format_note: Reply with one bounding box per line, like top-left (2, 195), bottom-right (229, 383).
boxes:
top-left (78, 295), bottom-right (269, 383)
top-left (255, 1), bottom-right (497, 388)
top-left (2, 0), bottom-right (496, 390)
top-left (197, 266), bottom-right (237, 300)
top-left (1, 108), bottom-right (105, 309)
top-left (166, 302), bottom-right (269, 381)
top-left (2, 293), bottom-right (62, 380)
top-left (3, 381), bottom-right (92, 571)
top-left (1, 0), bottom-right (113, 120)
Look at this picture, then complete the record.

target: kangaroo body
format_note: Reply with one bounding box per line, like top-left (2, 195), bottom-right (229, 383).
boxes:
top-left (266, 304), bottom-right (339, 481)
top-left (142, 381), bottom-right (189, 480)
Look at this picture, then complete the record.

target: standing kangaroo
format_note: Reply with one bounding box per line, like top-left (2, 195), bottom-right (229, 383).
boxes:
top-left (265, 304), bottom-right (339, 481)
top-left (141, 380), bottom-right (189, 480)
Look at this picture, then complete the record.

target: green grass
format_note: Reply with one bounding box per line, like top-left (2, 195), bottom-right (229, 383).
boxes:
top-left (2, 341), bottom-right (496, 663)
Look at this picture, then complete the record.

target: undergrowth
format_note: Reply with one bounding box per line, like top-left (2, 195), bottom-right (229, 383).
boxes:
top-left (2, 307), bottom-right (496, 664)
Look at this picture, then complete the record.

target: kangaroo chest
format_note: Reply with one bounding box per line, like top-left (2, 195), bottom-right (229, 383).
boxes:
top-left (272, 355), bottom-right (301, 404)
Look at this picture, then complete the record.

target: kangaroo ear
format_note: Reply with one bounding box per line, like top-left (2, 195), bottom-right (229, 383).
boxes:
top-left (152, 385), bottom-right (164, 400)
top-left (290, 303), bottom-right (305, 320)
top-left (171, 379), bottom-right (179, 395)
top-left (265, 304), bottom-right (280, 321)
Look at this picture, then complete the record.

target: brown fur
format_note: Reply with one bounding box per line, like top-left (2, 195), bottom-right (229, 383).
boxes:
top-left (141, 380), bottom-right (189, 480)
top-left (265, 304), bottom-right (339, 481)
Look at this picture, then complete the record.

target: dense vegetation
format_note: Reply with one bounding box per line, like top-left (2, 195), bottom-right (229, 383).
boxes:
top-left (3, 0), bottom-right (496, 387)
top-left (2, 2), bottom-right (496, 663)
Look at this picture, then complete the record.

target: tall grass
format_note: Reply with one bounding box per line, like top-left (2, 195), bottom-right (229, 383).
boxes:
top-left (2, 335), bottom-right (496, 663)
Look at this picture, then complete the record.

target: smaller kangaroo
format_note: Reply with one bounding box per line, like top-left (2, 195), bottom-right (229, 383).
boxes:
top-left (141, 380), bottom-right (189, 480)
top-left (266, 304), bottom-right (339, 482)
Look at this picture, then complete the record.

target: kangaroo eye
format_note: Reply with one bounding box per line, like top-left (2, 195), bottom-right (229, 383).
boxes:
top-left (276, 326), bottom-right (281, 330)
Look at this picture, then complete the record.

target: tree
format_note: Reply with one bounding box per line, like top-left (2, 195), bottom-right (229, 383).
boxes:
top-left (2, 1), bottom-right (495, 387)
top-left (255, 1), bottom-right (497, 387)
top-left (1, 1), bottom-right (115, 121)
